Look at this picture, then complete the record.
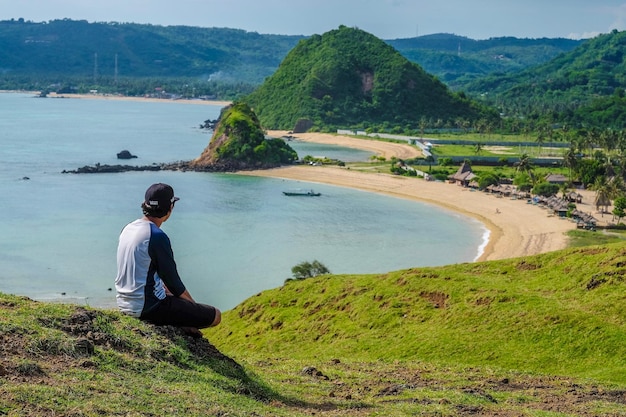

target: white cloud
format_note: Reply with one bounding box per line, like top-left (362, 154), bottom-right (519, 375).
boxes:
top-left (608, 3), bottom-right (626, 31)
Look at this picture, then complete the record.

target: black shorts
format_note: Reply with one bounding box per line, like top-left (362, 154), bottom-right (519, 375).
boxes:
top-left (141, 296), bottom-right (217, 329)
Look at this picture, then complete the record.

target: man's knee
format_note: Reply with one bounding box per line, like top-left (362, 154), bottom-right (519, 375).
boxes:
top-left (211, 308), bottom-right (222, 327)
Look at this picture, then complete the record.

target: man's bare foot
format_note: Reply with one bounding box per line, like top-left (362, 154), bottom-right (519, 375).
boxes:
top-left (181, 326), bottom-right (203, 338)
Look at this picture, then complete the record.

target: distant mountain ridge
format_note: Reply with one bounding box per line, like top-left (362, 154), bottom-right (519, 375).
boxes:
top-left (463, 29), bottom-right (626, 124)
top-left (387, 34), bottom-right (582, 88)
top-left (0, 19), bottom-right (304, 84)
top-left (0, 19), bottom-right (580, 88)
top-left (7, 19), bottom-right (621, 127)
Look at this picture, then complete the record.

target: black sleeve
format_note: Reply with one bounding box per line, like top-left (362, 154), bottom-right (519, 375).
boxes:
top-left (149, 229), bottom-right (186, 297)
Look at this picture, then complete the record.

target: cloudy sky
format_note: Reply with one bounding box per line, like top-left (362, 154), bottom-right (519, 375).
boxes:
top-left (1, 0), bottom-right (625, 40)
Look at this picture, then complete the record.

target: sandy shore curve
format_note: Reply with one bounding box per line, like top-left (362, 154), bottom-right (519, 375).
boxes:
top-left (25, 93), bottom-right (586, 262)
top-left (247, 130), bottom-right (591, 262)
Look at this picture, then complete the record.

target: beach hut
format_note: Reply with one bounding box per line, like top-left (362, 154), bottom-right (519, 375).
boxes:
top-left (448, 161), bottom-right (477, 187)
top-left (545, 174), bottom-right (569, 184)
top-left (566, 191), bottom-right (583, 203)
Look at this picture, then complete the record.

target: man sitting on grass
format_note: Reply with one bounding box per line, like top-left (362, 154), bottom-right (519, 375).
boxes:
top-left (115, 183), bottom-right (221, 337)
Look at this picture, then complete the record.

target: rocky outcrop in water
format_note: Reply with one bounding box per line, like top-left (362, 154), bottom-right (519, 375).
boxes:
top-left (63, 102), bottom-right (297, 174)
top-left (62, 163), bottom-right (161, 174)
top-left (188, 102), bottom-right (297, 171)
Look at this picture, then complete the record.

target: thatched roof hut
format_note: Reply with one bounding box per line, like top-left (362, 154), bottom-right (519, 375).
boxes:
top-left (565, 191), bottom-right (583, 203)
top-left (448, 161), bottom-right (476, 186)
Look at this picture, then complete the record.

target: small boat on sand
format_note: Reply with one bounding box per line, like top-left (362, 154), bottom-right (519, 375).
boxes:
top-left (282, 189), bottom-right (321, 197)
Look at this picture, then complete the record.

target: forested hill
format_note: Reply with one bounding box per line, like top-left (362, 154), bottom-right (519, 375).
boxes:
top-left (457, 29), bottom-right (626, 127)
top-left (387, 34), bottom-right (582, 88)
top-left (0, 19), bottom-right (304, 84)
top-left (243, 26), bottom-right (499, 132)
top-left (0, 19), bottom-right (579, 92)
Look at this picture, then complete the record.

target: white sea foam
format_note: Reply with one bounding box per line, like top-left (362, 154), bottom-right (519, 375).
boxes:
top-left (474, 227), bottom-right (491, 262)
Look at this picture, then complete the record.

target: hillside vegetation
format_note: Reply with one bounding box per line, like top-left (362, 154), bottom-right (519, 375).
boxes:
top-left (2, 242), bottom-right (626, 415)
top-left (0, 19), bottom-right (576, 91)
top-left (245, 26), bottom-right (499, 132)
top-left (188, 101), bottom-right (297, 171)
top-left (0, 18), bottom-right (302, 84)
top-left (7, 19), bottom-right (625, 129)
top-left (467, 30), bottom-right (626, 126)
top-left (387, 34), bottom-right (581, 88)
top-left (214, 242), bottom-right (626, 383)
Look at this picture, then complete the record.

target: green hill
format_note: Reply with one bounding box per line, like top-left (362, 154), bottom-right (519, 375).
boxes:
top-left (213, 243), bottom-right (626, 382)
top-left (387, 33), bottom-right (581, 89)
top-left (2, 242), bottom-right (626, 415)
top-left (465, 30), bottom-right (626, 126)
top-left (189, 101), bottom-right (297, 171)
top-left (0, 19), bottom-right (577, 89)
top-left (0, 18), bottom-right (303, 94)
top-left (244, 26), bottom-right (499, 132)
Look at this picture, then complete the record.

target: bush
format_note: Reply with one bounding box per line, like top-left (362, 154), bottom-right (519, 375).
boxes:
top-left (532, 182), bottom-right (560, 197)
top-left (438, 157), bottom-right (454, 166)
top-left (289, 260), bottom-right (331, 280)
top-left (478, 172), bottom-right (500, 189)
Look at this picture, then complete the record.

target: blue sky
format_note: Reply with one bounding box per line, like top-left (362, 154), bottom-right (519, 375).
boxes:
top-left (1, 0), bottom-right (625, 40)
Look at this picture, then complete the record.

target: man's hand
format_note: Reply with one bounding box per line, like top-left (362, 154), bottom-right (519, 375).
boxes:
top-left (178, 289), bottom-right (196, 303)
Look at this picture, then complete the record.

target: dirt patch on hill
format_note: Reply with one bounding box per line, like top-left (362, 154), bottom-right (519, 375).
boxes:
top-left (285, 360), bottom-right (626, 416)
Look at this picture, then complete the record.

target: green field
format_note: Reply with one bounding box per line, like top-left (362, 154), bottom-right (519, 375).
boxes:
top-left (2, 238), bottom-right (626, 416)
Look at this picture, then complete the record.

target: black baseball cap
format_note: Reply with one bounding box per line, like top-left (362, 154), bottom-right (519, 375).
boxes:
top-left (144, 183), bottom-right (180, 211)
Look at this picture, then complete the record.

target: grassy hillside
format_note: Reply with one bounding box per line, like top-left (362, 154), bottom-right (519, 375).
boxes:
top-left (213, 243), bottom-right (626, 383)
top-left (2, 242), bottom-right (626, 415)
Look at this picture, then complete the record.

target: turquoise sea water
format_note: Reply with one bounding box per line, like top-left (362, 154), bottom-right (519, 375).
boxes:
top-left (0, 93), bottom-right (487, 311)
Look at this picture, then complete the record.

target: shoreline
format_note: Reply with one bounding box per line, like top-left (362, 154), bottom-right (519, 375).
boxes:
top-left (0, 90), bottom-right (233, 107)
top-left (243, 165), bottom-right (508, 262)
top-left (242, 165), bottom-right (576, 262)
top-left (250, 130), bottom-right (593, 262)
top-left (3, 91), bottom-right (586, 261)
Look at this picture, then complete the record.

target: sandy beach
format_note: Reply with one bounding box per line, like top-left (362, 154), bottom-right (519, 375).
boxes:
top-left (249, 130), bottom-right (600, 262)
top-left (43, 92), bottom-right (233, 107)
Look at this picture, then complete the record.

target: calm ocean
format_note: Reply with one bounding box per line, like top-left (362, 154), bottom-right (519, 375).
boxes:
top-left (0, 92), bottom-right (487, 311)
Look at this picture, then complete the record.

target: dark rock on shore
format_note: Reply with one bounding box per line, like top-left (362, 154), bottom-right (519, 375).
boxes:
top-left (62, 163), bottom-right (161, 174)
top-left (61, 159), bottom-right (282, 174)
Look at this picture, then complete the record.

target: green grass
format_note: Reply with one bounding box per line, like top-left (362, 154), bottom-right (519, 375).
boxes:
top-left (425, 132), bottom-right (540, 144)
top-left (212, 242), bottom-right (626, 383)
top-left (430, 144), bottom-right (502, 157)
top-left (2, 241), bottom-right (626, 415)
top-left (567, 229), bottom-right (626, 247)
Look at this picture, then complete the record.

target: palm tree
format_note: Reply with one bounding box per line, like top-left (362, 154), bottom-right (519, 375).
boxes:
top-left (585, 128), bottom-right (600, 158)
top-left (560, 124), bottom-right (570, 143)
top-left (592, 177), bottom-right (612, 215)
top-left (600, 128), bottom-right (618, 159)
top-left (617, 130), bottom-right (626, 157)
top-left (563, 146), bottom-right (579, 183)
top-left (418, 116), bottom-right (427, 139)
top-left (515, 153), bottom-right (535, 184)
top-left (559, 182), bottom-right (570, 201)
